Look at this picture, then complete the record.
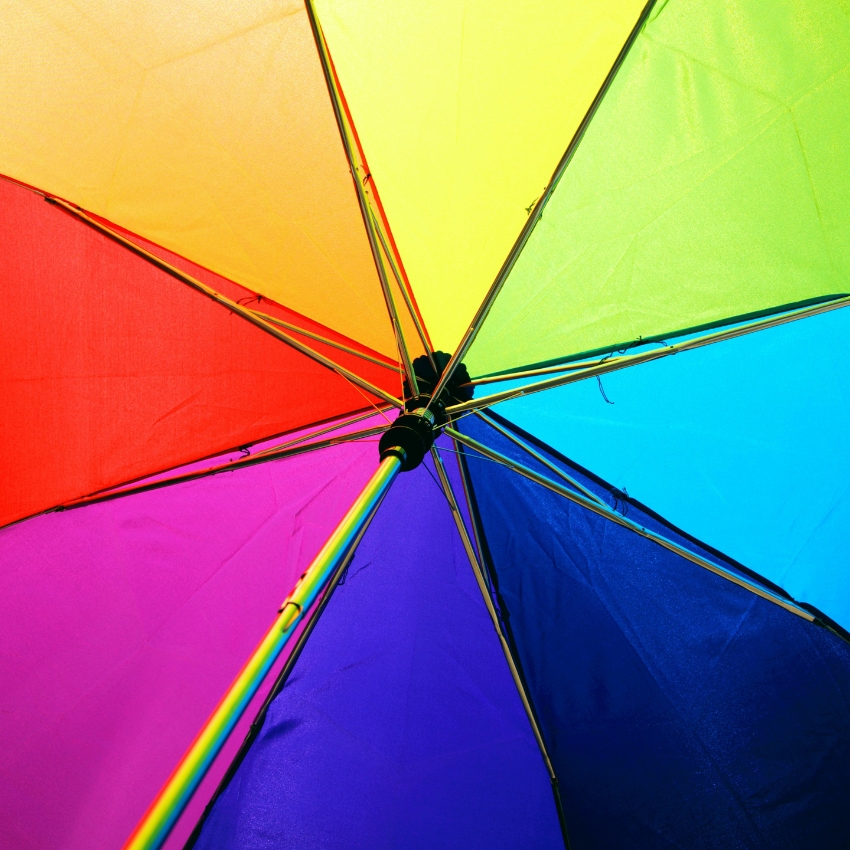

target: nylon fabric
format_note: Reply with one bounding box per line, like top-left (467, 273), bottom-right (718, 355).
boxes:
top-left (0, 178), bottom-right (396, 526)
top-left (0, 1), bottom-right (396, 354)
top-left (461, 414), bottom-right (850, 848)
top-left (496, 306), bottom-right (850, 631)
top-left (0, 438), bottom-right (378, 850)
top-left (89, 214), bottom-right (402, 379)
top-left (315, 0), bottom-right (648, 353)
top-left (467, 0), bottom-right (850, 376)
top-left (461, 412), bottom-right (780, 593)
top-left (192, 456), bottom-right (563, 850)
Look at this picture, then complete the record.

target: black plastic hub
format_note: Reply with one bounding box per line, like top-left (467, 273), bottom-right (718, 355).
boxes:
top-left (402, 352), bottom-right (474, 409)
top-left (379, 352), bottom-right (474, 471)
top-left (378, 407), bottom-right (437, 471)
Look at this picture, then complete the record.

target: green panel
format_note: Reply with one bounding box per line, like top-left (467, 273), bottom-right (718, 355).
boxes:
top-left (467, 0), bottom-right (850, 377)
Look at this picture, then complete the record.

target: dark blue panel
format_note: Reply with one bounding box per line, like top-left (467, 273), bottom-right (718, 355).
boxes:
top-left (193, 456), bottom-right (563, 849)
top-left (460, 414), bottom-right (850, 850)
top-left (496, 307), bottom-right (850, 629)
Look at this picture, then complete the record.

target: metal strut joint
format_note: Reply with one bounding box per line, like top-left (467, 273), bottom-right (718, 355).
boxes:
top-left (378, 351), bottom-right (474, 470)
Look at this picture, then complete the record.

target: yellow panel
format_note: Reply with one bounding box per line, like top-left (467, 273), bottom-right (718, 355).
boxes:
top-left (0, 0), bottom-right (396, 355)
top-left (315, 0), bottom-right (648, 353)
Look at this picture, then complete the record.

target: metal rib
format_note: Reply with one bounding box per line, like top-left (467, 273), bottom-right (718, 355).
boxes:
top-left (445, 427), bottom-right (816, 623)
top-left (58, 424), bottom-right (388, 512)
top-left (465, 358), bottom-right (602, 385)
top-left (433, 445), bottom-right (572, 848)
top-left (304, 0), bottom-right (419, 397)
top-left (452, 441), bottom-right (494, 597)
top-left (474, 411), bottom-right (604, 506)
top-left (0, 408), bottom-right (392, 533)
top-left (427, 0), bottom-right (659, 410)
top-left (446, 294), bottom-right (850, 416)
top-left (251, 310), bottom-right (402, 372)
top-left (45, 197), bottom-right (403, 409)
top-left (370, 207), bottom-right (437, 369)
top-left (250, 407), bottom-right (391, 457)
top-left (430, 448), bottom-right (559, 780)
top-left (372, 224), bottom-right (420, 393)
top-left (304, 6), bottom-right (434, 372)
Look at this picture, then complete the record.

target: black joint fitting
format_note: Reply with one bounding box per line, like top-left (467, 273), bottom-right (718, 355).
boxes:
top-left (403, 352), bottom-right (475, 410)
top-left (404, 394), bottom-right (448, 428)
top-left (384, 351), bottom-right (474, 471)
top-left (378, 409), bottom-right (437, 471)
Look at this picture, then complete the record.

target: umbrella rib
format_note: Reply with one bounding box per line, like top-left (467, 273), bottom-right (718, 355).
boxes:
top-left (466, 359), bottom-right (595, 386)
top-left (44, 197), bottom-right (403, 409)
top-left (248, 309), bottom-right (402, 372)
top-left (427, 0), bottom-right (659, 410)
top-left (304, 2), bottom-right (436, 372)
top-left (336, 75), bottom-right (434, 361)
top-left (445, 426), bottom-right (819, 624)
top-left (430, 446), bottom-right (571, 848)
top-left (446, 294), bottom-right (850, 416)
top-left (473, 410), bottom-right (605, 506)
top-left (248, 408), bottom-right (389, 458)
top-left (463, 291), bottom-right (850, 384)
top-left (452, 444), bottom-right (495, 599)
top-left (305, 0), bottom-right (421, 396)
top-left (372, 224), bottom-right (420, 394)
top-left (369, 206), bottom-right (437, 369)
top-left (1, 407), bottom-right (393, 532)
top-left (55, 423), bottom-right (389, 513)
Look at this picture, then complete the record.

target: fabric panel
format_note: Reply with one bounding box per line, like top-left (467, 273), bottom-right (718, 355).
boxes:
top-left (193, 456), bottom-right (563, 849)
top-left (315, 0), bottom-right (648, 353)
top-left (0, 178), bottom-right (395, 526)
top-left (495, 306), bottom-right (850, 631)
top-left (0, 439), bottom-right (377, 850)
top-left (93, 214), bottom-right (402, 381)
top-left (0, 1), bottom-right (395, 354)
top-left (467, 0), bottom-right (850, 375)
top-left (461, 414), bottom-right (850, 849)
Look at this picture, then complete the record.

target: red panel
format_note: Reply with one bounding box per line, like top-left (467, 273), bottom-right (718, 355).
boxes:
top-left (0, 178), bottom-right (397, 526)
top-left (89, 211), bottom-right (403, 377)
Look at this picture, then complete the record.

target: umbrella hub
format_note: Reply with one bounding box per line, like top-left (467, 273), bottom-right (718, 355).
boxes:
top-left (402, 352), bottom-right (474, 408)
top-left (379, 352), bottom-right (473, 471)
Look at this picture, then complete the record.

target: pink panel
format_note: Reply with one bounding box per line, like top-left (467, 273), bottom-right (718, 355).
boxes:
top-left (0, 434), bottom-right (379, 849)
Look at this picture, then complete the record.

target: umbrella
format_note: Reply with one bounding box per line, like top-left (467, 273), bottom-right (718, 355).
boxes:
top-left (2, 0), bottom-right (849, 848)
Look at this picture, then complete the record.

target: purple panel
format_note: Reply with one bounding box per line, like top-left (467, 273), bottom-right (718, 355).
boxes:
top-left (0, 437), bottom-right (378, 850)
top-left (193, 456), bottom-right (563, 849)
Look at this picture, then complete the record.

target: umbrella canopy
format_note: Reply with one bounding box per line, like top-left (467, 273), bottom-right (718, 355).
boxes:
top-left (1, 1), bottom-right (849, 848)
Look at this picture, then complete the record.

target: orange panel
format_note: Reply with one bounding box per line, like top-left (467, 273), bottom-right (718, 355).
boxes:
top-left (0, 1), bottom-right (395, 355)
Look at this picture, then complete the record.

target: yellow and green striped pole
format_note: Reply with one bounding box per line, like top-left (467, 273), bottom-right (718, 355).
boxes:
top-left (123, 455), bottom-right (402, 850)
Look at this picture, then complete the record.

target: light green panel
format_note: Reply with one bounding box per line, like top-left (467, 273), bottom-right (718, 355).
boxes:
top-left (467, 0), bottom-right (850, 376)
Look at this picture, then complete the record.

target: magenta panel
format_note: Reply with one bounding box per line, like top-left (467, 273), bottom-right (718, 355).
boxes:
top-left (0, 434), bottom-right (379, 850)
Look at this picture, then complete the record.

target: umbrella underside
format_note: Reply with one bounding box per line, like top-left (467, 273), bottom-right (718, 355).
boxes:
top-left (1, 0), bottom-right (849, 848)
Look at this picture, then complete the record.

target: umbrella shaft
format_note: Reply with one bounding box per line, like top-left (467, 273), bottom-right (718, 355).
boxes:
top-left (123, 455), bottom-right (402, 850)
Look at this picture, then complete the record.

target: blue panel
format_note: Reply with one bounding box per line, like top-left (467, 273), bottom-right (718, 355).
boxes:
top-left (494, 308), bottom-right (850, 629)
top-left (192, 456), bottom-right (563, 849)
top-left (460, 414), bottom-right (850, 849)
